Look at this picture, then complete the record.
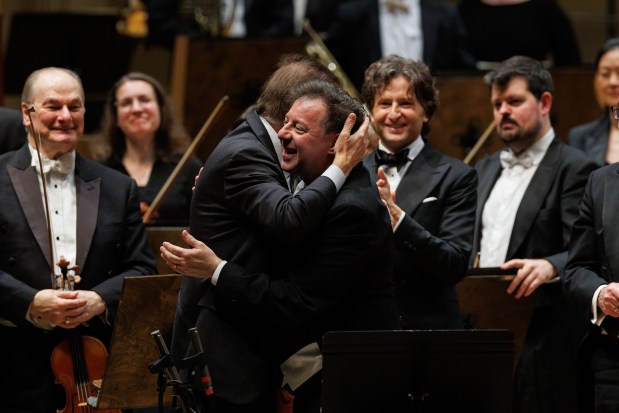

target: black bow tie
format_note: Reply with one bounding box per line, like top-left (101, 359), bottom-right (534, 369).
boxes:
top-left (375, 149), bottom-right (410, 169)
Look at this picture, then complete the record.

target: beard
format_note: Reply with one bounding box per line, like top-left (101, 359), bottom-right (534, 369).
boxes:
top-left (497, 116), bottom-right (542, 152)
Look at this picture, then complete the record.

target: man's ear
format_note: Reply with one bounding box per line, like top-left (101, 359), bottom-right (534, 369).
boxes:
top-left (21, 102), bottom-right (31, 127)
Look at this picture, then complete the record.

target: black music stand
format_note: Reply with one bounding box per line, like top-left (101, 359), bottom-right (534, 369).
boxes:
top-left (321, 330), bottom-right (514, 413)
top-left (94, 274), bottom-right (182, 409)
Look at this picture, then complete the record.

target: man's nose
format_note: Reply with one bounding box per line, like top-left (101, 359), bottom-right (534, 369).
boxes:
top-left (58, 105), bottom-right (72, 119)
top-left (497, 102), bottom-right (511, 115)
top-left (388, 103), bottom-right (400, 117)
top-left (278, 127), bottom-right (292, 141)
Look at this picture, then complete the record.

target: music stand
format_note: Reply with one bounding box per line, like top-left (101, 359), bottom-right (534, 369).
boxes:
top-left (95, 274), bottom-right (182, 409)
top-left (321, 330), bottom-right (514, 413)
top-left (457, 268), bottom-right (536, 367)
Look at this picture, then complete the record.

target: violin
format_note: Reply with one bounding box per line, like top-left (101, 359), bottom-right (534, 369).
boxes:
top-left (50, 257), bottom-right (122, 413)
top-left (140, 201), bottom-right (159, 222)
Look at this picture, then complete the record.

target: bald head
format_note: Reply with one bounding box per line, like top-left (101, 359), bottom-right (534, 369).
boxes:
top-left (21, 67), bottom-right (86, 159)
top-left (22, 67), bottom-right (85, 104)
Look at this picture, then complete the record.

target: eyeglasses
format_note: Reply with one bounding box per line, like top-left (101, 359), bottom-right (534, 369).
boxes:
top-left (611, 106), bottom-right (619, 120)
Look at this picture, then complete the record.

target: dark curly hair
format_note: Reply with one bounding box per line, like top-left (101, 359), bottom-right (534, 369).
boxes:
top-left (362, 55), bottom-right (439, 137)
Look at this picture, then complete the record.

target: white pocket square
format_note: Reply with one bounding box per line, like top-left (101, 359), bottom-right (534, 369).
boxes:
top-left (422, 197), bottom-right (437, 203)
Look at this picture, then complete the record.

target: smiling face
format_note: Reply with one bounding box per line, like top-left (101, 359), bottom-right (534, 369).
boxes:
top-left (115, 79), bottom-right (161, 143)
top-left (490, 76), bottom-right (551, 155)
top-left (369, 75), bottom-right (427, 153)
top-left (22, 69), bottom-right (85, 159)
top-left (278, 96), bottom-right (337, 183)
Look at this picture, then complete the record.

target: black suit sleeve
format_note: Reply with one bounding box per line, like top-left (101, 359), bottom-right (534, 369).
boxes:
top-left (564, 171), bottom-right (608, 317)
top-left (544, 156), bottom-right (596, 275)
top-left (90, 179), bottom-right (157, 318)
top-left (395, 166), bottom-right (477, 284)
top-left (214, 201), bottom-right (384, 326)
top-left (222, 145), bottom-right (337, 243)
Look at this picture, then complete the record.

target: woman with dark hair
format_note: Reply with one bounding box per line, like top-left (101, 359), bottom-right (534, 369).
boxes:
top-left (99, 72), bottom-right (202, 225)
top-left (568, 38), bottom-right (619, 167)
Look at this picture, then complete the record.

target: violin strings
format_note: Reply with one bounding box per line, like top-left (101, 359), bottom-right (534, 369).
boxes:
top-left (71, 333), bottom-right (92, 412)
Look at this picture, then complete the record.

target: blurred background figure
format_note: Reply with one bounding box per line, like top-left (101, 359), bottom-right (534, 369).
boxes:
top-left (96, 72), bottom-right (202, 226)
top-left (568, 37), bottom-right (619, 167)
top-left (145, 0), bottom-right (295, 48)
top-left (458, 0), bottom-right (581, 70)
top-left (0, 107), bottom-right (27, 155)
top-left (305, 0), bottom-right (478, 90)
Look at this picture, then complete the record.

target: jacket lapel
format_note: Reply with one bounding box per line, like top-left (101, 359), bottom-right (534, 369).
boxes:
top-left (7, 145), bottom-right (52, 266)
top-left (75, 156), bottom-right (100, 269)
top-left (8, 164), bottom-right (52, 266)
top-left (473, 155), bottom-right (502, 254)
top-left (506, 140), bottom-right (561, 258)
top-left (396, 144), bottom-right (449, 214)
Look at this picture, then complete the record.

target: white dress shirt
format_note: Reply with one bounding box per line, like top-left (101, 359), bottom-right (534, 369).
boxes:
top-left (479, 130), bottom-right (555, 267)
top-left (29, 144), bottom-right (77, 278)
top-left (379, 0), bottom-right (423, 61)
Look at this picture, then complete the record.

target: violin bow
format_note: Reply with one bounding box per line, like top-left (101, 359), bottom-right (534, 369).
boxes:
top-left (25, 106), bottom-right (57, 286)
top-left (142, 95), bottom-right (229, 224)
top-left (463, 119), bottom-right (496, 165)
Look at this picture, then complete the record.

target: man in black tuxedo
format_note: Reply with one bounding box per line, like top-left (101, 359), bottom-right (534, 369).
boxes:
top-left (362, 55), bottom-right (477, 329)
top-left (0, 67), bottom-right (156, 413)
top-left (305, 0), bottom-right (477, 90)
top-left (167, 54), bottom-right (371, 413)
top-left (164, 79), bottom-right (399, 413)
top-left (471, 56), bottom-right (596, 413)
top-left (564, 158), bottom-right (619, 412)
top-left (0, 106), bottom-right (27, 154)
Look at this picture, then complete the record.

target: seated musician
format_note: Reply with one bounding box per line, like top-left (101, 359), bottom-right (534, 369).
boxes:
top-left (96, 72), bottom-right (202, 226)
top-left (470, 56), bottom-right (595, 413)
top-left (0, 67), bottom-right (156, 413)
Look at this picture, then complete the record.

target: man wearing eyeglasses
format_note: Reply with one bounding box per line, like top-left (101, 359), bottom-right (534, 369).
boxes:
top-left (471, 56), bottom-right (596, 413)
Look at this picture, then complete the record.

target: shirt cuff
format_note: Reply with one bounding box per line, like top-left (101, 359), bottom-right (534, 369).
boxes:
top-left (592, 284), bottom-right (607, 326)
top-left (25, 305), bottom-right (55, 330)
top-left (322, 165), bottom-right (345, 192)
top-left (211, 260), bottom-right (227, 286)
top-left (392, 210), bottom-right (405, 232)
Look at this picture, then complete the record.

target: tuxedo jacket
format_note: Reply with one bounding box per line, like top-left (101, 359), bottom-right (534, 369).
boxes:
top-left (214, 164), bottom-right (400, 362)
top-left (364, 141), bottom-right (477, 329)
top-left (307, 0), bottom-right (477, 89)
top-left (565, 163), bottom-right (619, 316)
top-left (473, 139), bottom-right (595, 296)
top-left (567, 113), bottom-right (610, 168)
top-left (173, 111), bottom-right (340, 404)
top-left (473, 140), bottom-right (595, 412)
top-left (0, 144), bottom-right (156, 413)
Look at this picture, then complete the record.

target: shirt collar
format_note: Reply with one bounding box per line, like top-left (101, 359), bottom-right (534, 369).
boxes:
top-left (504, 128), bottom-right (555, 167)
top-left (260, 115), bottom-right (283, 165)
top-left (378, 136), bottom-right (424, 162)
top-left (28, 143), bottom-right (76, 175)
